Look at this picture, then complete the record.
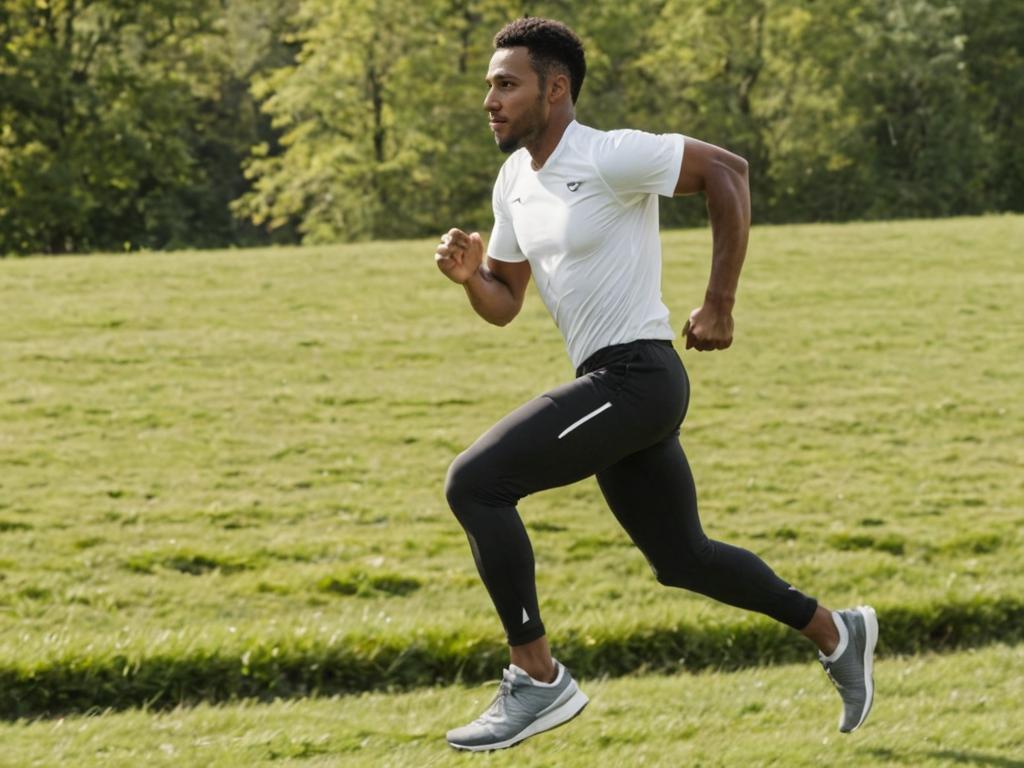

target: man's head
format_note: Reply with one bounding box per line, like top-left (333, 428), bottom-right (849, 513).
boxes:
top-left (484, 18), bottom-right (586, 154)
top-left (494, 18), bottom-right (586, 105)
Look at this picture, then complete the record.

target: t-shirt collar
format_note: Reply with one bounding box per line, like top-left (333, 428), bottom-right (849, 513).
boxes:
top-left (532, 119), bottom-right (578, 172)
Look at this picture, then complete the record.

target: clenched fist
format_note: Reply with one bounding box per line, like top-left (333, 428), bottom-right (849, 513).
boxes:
top-left (435, 228), bottom-right (484, 285)
top-left (683, 302), bottom-right (735, 351)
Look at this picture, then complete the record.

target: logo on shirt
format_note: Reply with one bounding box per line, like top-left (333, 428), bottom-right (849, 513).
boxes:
top-left (511, 196), bottom-right (523, 204)
top-left (566, 181), bottom-right (583, 192)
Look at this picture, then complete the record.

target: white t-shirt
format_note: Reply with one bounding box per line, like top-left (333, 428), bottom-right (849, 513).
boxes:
top-left (488, 120), bottom-right (685, 368)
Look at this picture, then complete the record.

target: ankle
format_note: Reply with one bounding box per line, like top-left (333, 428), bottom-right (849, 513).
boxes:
top-left (801, 605), bottom-right (840, 655)
top-left (509, 636), bottom-right (557, 682)
top-left (516, 659), bottom-right (556, 683)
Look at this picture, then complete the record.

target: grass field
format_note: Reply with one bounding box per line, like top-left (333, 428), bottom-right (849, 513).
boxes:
top-left (1, 216), bottom-right (1022, 735)
top-left (1, 645), bottom-right (1021, 767)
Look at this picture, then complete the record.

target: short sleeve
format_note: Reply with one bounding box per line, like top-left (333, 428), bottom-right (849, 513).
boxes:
top-left (594, 130), bottom-right (685, 202)
top-left (487, 172), bottom-right (526, 263)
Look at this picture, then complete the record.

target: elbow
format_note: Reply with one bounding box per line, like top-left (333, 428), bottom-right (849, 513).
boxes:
top-left (726, 151), bottom-right (749, 180)
top-left (721, 153), bottom-right (749, 198)
top-left (706, 151), bottom-right (751, 214)
top-left (490, 297), bottom-right (524, 327)
top-left (709, 150), bottom-right (748, 189)
top-left (488, 307), bottom-right (519, 327)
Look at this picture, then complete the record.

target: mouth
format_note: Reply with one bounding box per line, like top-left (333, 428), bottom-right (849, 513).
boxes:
top-left (488, 117), bottom-right (506, 129)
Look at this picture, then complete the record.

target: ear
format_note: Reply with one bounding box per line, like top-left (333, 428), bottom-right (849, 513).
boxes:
top-left (547, 72), bottom-right (570, 104)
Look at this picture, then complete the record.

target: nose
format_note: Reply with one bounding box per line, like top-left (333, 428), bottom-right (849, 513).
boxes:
top-left (483, 87), bottom-right (500, 113)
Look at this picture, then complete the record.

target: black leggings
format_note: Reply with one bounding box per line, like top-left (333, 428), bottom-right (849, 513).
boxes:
top-left (445, 339), bottom-right (818, 646)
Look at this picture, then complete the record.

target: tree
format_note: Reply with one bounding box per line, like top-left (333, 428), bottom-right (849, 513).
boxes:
top-left (0, 0), bottom-right (298, 255)
top-left (0, 1), bottom-right (206, 253)
top-left (2, 0), bottom-right (1017, 255)
top-left (958, 0), bottom-right (1024, 211)
top-left (845, 0), bottom-right (985, 218)
top-left (236, 0), bottom-right (539, 243)
top-left (764, 0), bottom-right (989, 221)
top-left (628, 0), bottom-right (773, 227)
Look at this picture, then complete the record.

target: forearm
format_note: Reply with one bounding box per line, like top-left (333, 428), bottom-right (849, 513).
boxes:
top-left (703, 157), bottom-right (751, 310)
top-left (463, 265), bottom-right (521, 326)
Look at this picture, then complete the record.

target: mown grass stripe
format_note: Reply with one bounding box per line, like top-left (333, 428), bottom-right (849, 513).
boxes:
top-left (4, 594), bottom-right (1021, 720)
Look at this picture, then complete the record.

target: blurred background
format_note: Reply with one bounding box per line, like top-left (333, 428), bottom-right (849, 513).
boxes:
top-left (1, 0), bottom-right (1021, 257)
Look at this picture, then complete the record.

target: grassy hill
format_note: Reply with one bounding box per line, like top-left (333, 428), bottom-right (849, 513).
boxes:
top-left (0, 216), bottom-right (1021, 720)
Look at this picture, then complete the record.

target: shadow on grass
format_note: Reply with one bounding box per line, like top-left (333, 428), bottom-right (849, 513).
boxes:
top-left (3, 594), bottom-right (1021, 721)
top-left (869, 748), bottom-right (1024, 767)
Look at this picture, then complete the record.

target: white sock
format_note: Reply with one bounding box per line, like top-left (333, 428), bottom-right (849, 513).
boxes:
top-left (820, 611), bottom-right (849, 663)
top-left (511, 660), bottom-right (563, 687)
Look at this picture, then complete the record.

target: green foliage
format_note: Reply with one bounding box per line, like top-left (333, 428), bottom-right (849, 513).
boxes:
top-left (237, 0), bottom-right (1020, 237)
top-left (234, 0), bottom-right (523, 243)
top-left (841, 1), bottom-right (986, 218)
top-left (0, 0), bottom-right (208, 253)
top-left (0, 0), bottom-right (296, 254)
top-left (2, 0), bottom-right (1021, 254)
top-left (959, 0), bottom-right (1024, 211)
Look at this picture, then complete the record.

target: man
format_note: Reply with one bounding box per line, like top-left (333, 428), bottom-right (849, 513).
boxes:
top-left (435, 17), bottom-right (877, 752)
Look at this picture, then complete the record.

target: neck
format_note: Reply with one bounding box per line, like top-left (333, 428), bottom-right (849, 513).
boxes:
top-left (526, 109), bottom-right (574, 171)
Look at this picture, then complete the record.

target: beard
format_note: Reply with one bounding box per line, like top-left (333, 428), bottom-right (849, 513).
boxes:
top-left (497, 133), bottom-right (523, 154)
top-left (495, 95), bottom-right (546, 154)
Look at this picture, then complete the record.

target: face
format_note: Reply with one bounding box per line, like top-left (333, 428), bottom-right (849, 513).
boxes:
top-left (484, 47), bottom-right (548, 153)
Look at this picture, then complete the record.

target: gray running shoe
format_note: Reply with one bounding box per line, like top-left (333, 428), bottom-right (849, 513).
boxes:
top-left (446, 659), bottom-right (589, 751)
top-left (819, 605), bottom-right (879, 733)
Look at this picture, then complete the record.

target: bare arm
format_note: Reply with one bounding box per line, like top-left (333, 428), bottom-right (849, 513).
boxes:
top-left (674, 138), bottom-right (751, 350)
top-left (435, 228), bottom-right (531, 326)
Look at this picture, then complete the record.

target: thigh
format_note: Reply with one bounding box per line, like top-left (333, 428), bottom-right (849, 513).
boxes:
top-left (596, 436), bottom-right (708, 564)
top-left (455, 371), bottom-right (656, 505)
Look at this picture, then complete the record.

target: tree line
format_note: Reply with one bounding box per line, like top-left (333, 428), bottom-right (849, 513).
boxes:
top-left (1, 0), bottom-right (1020, 256)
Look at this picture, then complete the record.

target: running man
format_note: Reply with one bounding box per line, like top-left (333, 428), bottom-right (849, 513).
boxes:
top-left (434, 17), bottom-right (877, 752)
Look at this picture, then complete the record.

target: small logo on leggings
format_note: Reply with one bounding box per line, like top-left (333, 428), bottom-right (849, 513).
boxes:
top-left (567, 181), bottom-right (583, 192)
top-left (522, 608), bottom-right (530, 624)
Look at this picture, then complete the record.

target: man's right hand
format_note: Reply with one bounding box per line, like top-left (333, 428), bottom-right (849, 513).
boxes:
top-left (435, 228), bottom-right (484, 284)
top-left (683, 300), bottom-right (735, 351)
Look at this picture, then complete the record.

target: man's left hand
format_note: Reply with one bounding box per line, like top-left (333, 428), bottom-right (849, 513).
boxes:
top-left (683, 303), bottom-right (734, 351)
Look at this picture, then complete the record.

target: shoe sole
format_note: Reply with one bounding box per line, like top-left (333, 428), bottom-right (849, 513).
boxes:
top-left (447, 687), bottom-right (590, 752)
top-left (844, 605), bottom-right (878, 733)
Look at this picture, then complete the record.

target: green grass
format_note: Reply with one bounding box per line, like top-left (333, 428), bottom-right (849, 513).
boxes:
top-left (1, 594), bottom-right (1020, 719)
top-left (1, 215), bottom-right (1022, 713)
top-left (1, 644), bottom-right (1021, 767)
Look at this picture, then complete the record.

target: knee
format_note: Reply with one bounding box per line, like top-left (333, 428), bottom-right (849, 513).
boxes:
top-left (445, 445), bottom-right (521, 522)
top-left (653, 562), bottom-right (700, 590)
top-left (444, 450), bottom-right (487, 520)
top-left (652, 563), bottom-right (692, 589)
top-left (650, 538), bottom-right (715, 589)
top-left (444, 452), bottom-right (469, 512)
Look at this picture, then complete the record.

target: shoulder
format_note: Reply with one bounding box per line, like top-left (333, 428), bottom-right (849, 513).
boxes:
top-left (584, 125), bottom-right (685, 198)
top-left (591, 127), bottom-right (682, 165)
top-left (564, 121), bottom-right (615, 159)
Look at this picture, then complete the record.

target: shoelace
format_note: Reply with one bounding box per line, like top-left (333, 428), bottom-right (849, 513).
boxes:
top-left (475, 669), bottom-right (518, 725)
top-left (822, 662), bottom-right (845, 692)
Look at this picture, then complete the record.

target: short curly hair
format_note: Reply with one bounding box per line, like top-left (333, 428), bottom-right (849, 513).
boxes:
top-left (494, 17), bottom-right (586, 104)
